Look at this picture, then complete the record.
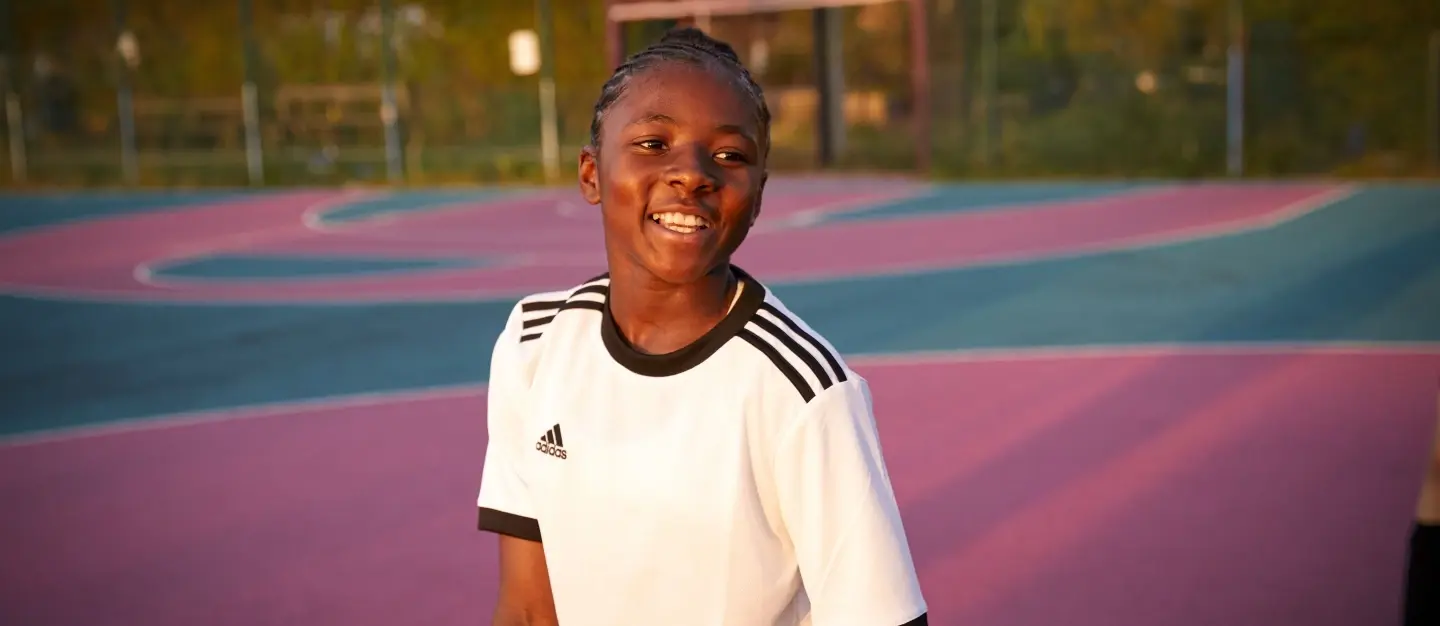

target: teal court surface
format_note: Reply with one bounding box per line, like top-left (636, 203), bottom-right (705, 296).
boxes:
top-left (1, 178), bottom-right (1438, 626)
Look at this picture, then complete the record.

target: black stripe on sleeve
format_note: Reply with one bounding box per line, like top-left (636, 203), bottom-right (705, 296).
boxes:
top-left (523, 314), bottom-right (555, 329)
top-left (570, 283), bottom-right (609, 299)
top-left (750, 314), bottom-right (833, 392)
top-left (899, 612), bottom-right (929, 626)
top-left (477, 507), bottom-right (542, 542)
top-left (760, 302), bottom-right (847, 384)
top-left (519, 280), bottom-right (609, 314)
top-left (561, 299), bottom-right (604, 313)
top-left (738, 328), bottom-right (816, 402)
top-left (516, 286), bottom-right (607, 343)
top-left (521, 299), bottom-right (564, 313)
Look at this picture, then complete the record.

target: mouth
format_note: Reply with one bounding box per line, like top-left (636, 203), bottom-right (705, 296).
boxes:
top-left (647, 210), bottom-right (713, 235)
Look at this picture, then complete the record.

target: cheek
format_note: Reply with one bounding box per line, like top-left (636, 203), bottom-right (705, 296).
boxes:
top-left (599, 156), bottom-right (649, 206)
top-left (722, 175), bottom-right (764, 223)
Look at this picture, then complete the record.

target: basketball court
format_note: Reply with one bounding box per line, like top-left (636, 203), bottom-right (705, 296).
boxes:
top-left (2, 178), bottom-right (1439, 625)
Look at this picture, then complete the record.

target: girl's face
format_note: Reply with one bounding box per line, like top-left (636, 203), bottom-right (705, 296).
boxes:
top-left (579, 61), bottom-right (767, 286)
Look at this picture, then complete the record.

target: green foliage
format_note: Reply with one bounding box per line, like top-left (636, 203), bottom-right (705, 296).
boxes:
top-left (3, 0), bottom-right (1438, 187)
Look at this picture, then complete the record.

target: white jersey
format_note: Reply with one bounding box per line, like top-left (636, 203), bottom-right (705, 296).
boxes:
top-left (475, 267), bottom-right (927, 626)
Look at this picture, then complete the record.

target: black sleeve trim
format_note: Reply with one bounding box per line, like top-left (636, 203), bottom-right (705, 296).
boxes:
top-left (1405, 523), bottom-right (1438, 626)
top-left (477, 507), bottom-right (542, 542)
top-left (898, 612), bottom-right (928, 626)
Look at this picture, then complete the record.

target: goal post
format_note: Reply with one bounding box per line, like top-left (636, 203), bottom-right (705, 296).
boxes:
top-left (603, 0), bottom-right (932, 173)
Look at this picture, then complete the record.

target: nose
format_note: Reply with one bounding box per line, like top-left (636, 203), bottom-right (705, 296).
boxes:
top-left (665, 143), bottom-right (719, 195)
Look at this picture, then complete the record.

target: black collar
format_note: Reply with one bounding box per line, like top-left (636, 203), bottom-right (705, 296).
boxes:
top-left (600, 266), bottom-right (766, 377)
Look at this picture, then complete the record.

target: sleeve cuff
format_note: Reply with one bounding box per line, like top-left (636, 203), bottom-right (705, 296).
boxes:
top-left (477, 507), bottom-right (542, 542)
top-left (899, 612), bottom-right (928, 626)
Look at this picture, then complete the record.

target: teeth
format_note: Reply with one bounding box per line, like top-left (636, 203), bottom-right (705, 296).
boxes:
top-left (649, 212), bottom-right (709, 233)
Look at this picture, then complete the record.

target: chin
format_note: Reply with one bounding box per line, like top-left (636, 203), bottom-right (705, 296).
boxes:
top-left (644, 255), bottom-right (722, 285)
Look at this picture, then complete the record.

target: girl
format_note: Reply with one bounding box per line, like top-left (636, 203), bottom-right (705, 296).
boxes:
top-left (475, 28), bottom-right (928, 626)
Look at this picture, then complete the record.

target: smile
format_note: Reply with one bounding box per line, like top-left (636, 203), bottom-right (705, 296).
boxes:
top-left (648, 212), bottom-right (712, 234)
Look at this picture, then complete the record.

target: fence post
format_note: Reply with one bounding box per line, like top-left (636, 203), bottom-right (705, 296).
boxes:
top-left (239, 0), bottom-right (264, 186)
top-left (1428, 30), bottom-right (1439, 170)
top-left (908, 0), bottom-right (930, 173)
top-left (537, 0), bottom-right (560, 183)
top-left (113, 0), bottom-right (139, 185)
top-left (979, 0), bottom-right (997, 169)
top-left (379, 0), bottom-right (404, 184)
top-left (0, 0), bottom-right (25, 184)
top-left (1226, 0), bottom-right (1246, 178)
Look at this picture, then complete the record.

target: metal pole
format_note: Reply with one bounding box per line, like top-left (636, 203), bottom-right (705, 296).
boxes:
top-left (113, 0), bottom-right (139, 185)
top-left (979, 0), bottom-right (997, 168)
top-left (813, 8), bottom-right (842, 167)
top-left (536, 0), bottom-right (560, 183)
top-left (1428, 30), bottom-right (1439, 170)
top-left (5, 94), bottom-right (23, 183)
top-left (604, 0), bottom-right (625, 72)
top-left (1226, 0), bottom-right (1246, 177)
top-left (239, 0), bottom-right (264, 186)
top-left (0, 0), bottom-right (24, 184)
top-left (378, 0), bottom-right (404, 184)
top-left (908, 0), bottom-right (930, 173)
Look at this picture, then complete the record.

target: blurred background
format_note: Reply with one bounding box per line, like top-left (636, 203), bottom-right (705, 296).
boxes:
top-left (3, 3), bottom-right (1440, 626)
top-left (2, 0), bottom-right (1438, 188)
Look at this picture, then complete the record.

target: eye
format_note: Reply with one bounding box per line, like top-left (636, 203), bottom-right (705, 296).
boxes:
top-left (634, 139), bottom-right (666, 151)
top-left (715, 150), bottom-right (750, 164)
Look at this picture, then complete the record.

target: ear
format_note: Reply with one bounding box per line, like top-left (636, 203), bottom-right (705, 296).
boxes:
top-left (578, 146), bottom-right (602, 205)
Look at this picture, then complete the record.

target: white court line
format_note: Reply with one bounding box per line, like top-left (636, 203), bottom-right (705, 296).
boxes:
top-left (765, 184), bottom-right (1362, 284)
top-left (784, 182), bottom-right (1168, 227)
top-left (0, 383), bottom-right (488, 449)
top-left (4, 340), bottom-right (1437, 449)
top-left (2, 184), bottom-right (1365, 305)
top-left (300, 188), bottom-right (551, 234)
top-left (133, 190), bottom-right (375, 289)
top-left (845, 340), bottom-right (1440, 367)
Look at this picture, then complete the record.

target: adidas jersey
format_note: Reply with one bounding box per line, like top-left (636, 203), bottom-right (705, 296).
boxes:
top-left (475, 267), bottom-right (927, 626)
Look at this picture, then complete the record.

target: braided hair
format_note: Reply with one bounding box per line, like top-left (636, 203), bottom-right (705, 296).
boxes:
top-left (589, 28), bottom-right (771, 154)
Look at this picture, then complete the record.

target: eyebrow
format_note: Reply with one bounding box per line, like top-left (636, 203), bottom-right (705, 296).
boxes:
top-left (624, 113), bottom-right (676, 128)
top-left (624, 114), bottom-right (758, 144)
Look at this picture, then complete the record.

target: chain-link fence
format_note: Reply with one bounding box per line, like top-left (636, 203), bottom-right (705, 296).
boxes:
top-left (1, 0), bottom-right (1436, 188)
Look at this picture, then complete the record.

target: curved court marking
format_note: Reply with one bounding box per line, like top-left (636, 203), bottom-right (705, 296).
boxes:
top-left (3, 340), bottom-right (1434, 449)
top-left (746, 184), bottom-right (1358, 284)
top-left (301, 188), bottom-right (553, 233)
top-left (0, 184), bottom-right (1355, 304)
top-left (809, 182), bottom-right (1158, 225)
top-left (0, 382), bottom-right (487, 449)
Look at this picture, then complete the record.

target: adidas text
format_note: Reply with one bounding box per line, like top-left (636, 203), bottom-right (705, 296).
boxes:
top-left (536, 441), bottom-right (568, 459)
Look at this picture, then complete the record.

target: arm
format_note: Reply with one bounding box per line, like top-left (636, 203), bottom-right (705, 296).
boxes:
top-left (493, 536), bottom-right (558, 626)
top-left (1402, 390), bottom-right (1440, 626)
top-left (773, 377), bottom-right (928, 626)
top-left (1415, 389), bottom-right (1440, 524)
top-left (476, 305), bottom-right (557, 625)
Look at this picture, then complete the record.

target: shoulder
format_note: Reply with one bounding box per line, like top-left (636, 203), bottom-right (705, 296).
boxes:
top-left (489, 274), bottom-right (609, 383)
top-left (499, 273), bottom-right (611, 345)
top-left (731, 288), bottom-right (855, 406)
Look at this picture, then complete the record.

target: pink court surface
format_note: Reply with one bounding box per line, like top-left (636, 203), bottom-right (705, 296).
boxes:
top-left (1, 177), bottom-right (1439, 626)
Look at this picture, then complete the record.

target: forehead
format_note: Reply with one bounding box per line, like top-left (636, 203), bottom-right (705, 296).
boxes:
top-left (609, 61), bottom-right (760, 132)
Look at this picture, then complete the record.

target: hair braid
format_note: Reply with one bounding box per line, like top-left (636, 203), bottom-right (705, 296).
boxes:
top-left (588, 28), bottom-right (771, 153)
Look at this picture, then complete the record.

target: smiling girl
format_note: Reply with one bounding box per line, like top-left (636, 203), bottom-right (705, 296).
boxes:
top-left (475, 28), bottom-right (928, 626)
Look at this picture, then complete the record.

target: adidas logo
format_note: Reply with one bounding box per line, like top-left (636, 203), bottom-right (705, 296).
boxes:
top-left (535, 424), bottom-right (567, 460)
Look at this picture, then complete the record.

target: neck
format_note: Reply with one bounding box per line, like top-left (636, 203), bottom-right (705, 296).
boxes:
top-left (607, 262), bottom-right (737, 355)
